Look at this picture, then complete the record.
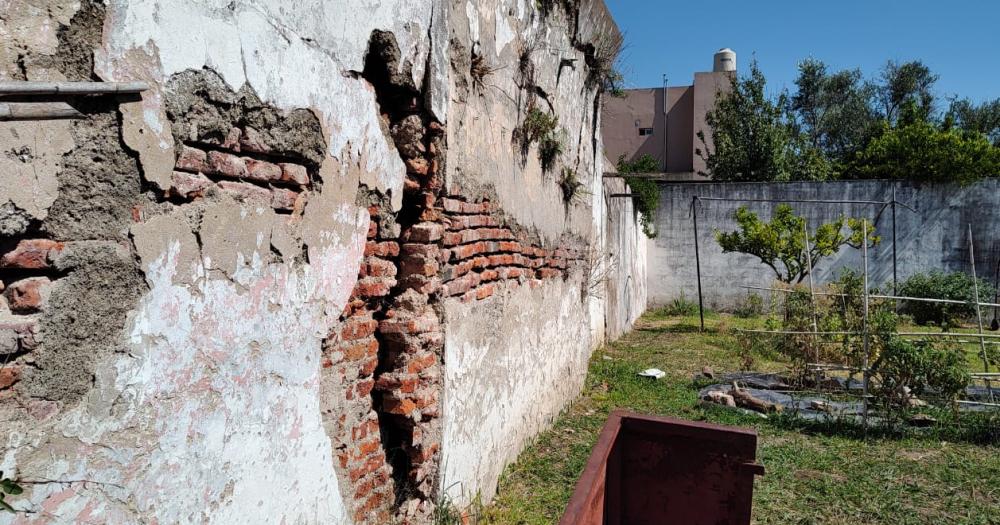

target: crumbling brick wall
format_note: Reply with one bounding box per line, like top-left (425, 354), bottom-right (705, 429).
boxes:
top-left (0, 0), bottom-right (636, 523)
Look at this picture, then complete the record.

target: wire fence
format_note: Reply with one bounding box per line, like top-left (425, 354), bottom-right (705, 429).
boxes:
top-left (691, 194), bottom-right (998, 429)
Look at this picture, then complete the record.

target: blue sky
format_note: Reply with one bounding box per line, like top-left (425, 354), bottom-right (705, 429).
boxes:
top-left (605, 0), bottom-right (1000, 104)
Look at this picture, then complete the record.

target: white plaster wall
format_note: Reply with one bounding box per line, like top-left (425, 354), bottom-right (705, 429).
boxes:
top-left (2, 207), bottom-right (367, 524)
top-left (603, 176), bottom-right (648, 340)
top-left (439, 278), bottom-right (592, 504)
top-left (437, 0), bottom-right (631, 507)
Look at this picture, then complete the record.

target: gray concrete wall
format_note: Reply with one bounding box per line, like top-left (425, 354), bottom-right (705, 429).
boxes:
top-left (649, 180), bottom-right (1000, 310)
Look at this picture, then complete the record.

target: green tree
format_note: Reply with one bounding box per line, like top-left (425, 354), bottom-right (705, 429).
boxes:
top-left (697, 60), bottom-right (796, 181)
top-left (947, 97), bottom-right (1000, 146)
top-left (849, 117), bottom-right (1000, 184)
top-left (876, 60), bottom-right (938, 125)
top-left (790, 58), bottom-right (879, 163)
top-left (714, 204), bottom-right (879, 284)
top-left (617, 154), bottom-right (660, 238)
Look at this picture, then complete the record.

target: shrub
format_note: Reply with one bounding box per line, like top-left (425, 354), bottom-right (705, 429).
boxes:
top-left (734, 292), bottom-right (765, 318)
top-left (898, 271), bottom-right (995, 328)
top-left (873, 337), bottom-right (970, 410)
top-left (661, 295), bottom-right (700, 317)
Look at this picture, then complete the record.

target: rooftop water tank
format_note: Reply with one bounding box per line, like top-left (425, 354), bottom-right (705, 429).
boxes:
top-left (713, 48), bottom-right (736, 72)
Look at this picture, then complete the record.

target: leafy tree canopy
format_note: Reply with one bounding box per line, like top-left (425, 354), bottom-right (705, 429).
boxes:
top-left (850, 115), bottom-right (1000, 184)
top-left (699, 56), bottom-right (1000, 184)
top-left (697, 60), bottom-right (799, 182)
top-left (714, 204), bottom-right (879, 284)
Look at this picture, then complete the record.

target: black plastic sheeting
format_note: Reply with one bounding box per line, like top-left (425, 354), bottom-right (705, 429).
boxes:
top-left (699, 372), bottom-right (1000, 420)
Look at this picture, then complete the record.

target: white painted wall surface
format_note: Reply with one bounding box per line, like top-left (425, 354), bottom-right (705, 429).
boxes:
top-left (439, 278), bottom-right (592, 505)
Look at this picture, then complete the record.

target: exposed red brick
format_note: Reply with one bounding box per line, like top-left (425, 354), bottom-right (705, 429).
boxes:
top-left (354, 491), bottom-right (389, 523)
top-left (538, 268), bottom-right (562, 279)
top-left (356, 438), bottom-right (382, 459)
top-left (401, 243), bottom-right (439, 257)
top-left (0, 366), bottom-right (21, 390)
top-left (217, 180), bottom-right (270, 202)
top-left (449, 241), bottom-right (486, 261)
top-left (362, 257), bottom-right (397, 278)
top-left (476, 283), bottom-right (496, 300)
top-left (441, 232), bottom-right (463, 246)
top-left (400, 257), bottom-right (438, 277)
top-left (169, 171), bottom-right (213, 198)
top-left (404, 157), bottom-right (429, 176)
top-left (356, 379), bottom-right (376, 398)
top-left (353, 278), bottom-right (393, 298)
top-left (367, 220), bottom-right (378, 239)
top-left (442, 198), bottom-right (492, 215)
top-left (341, 339), bottom-right (378, 361)
top-left (5, 277), bottom-right (51, 314)
top-left (245, 158), bottom-right (283, 182)
top-left (279, 163), bottom-right (310, 185)
top-left (364, 241), bottom-right (400, 258)
top-left (383, 396), bottom-right (417, 415)
top-left (271, 188), bottom-right (299, 211)
top-left (404, 222), bottom-right (445, 243)
top-left (360, 357), bottom-right (378, 377)
top-left (1, 239), bottom-right (64, 270)
top-left (175, 146), bottom-right (208, 172)
top-left (379, 313), bottom-right (439, 335)
top-left (206, 150), bottom-right (249, 178)
top-left (342, 318), bottom-right (379, 341)
top-left (448, 215), bottom-right (497, 230)
top-left (352, 418), bottom-right (381, 441)
top-left (400, 275), bottom-right (441, 295)
top-left (406, 353), bottom-right (437, 374)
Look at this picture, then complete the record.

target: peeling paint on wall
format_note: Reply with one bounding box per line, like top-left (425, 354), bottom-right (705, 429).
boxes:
top-left (0, 0), bottom-right (642, 523)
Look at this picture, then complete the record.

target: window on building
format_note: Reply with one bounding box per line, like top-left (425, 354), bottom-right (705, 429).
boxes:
top-left (638, 127), bottom-right (654, 136)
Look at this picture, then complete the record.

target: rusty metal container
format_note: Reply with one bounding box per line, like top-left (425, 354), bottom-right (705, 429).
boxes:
top-left (560, 410), bottom-right (764, 525)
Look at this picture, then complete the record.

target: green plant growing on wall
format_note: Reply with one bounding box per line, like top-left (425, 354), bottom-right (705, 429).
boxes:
top-left (516, 107), bottom-right (564, 171)
top-left (538, 131), bottom-right (564, 172)
top-left (616, 154), bottom-right (660, 238)
top-left (585, 30), bottom-right (626, 97)
top-left (558, 167), bottom-right (586, 204)
top-left (0, 473), bottom-right (23, 513)
top-left (715, 204), bottom-right (879, 284)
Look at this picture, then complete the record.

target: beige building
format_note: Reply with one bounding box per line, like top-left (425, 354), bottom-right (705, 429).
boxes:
top-left (602, 48), bottom-right (736, 178)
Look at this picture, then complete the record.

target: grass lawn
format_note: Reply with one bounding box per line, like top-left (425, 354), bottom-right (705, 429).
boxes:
top-left (479, 310), bottom-right (1000, 525)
